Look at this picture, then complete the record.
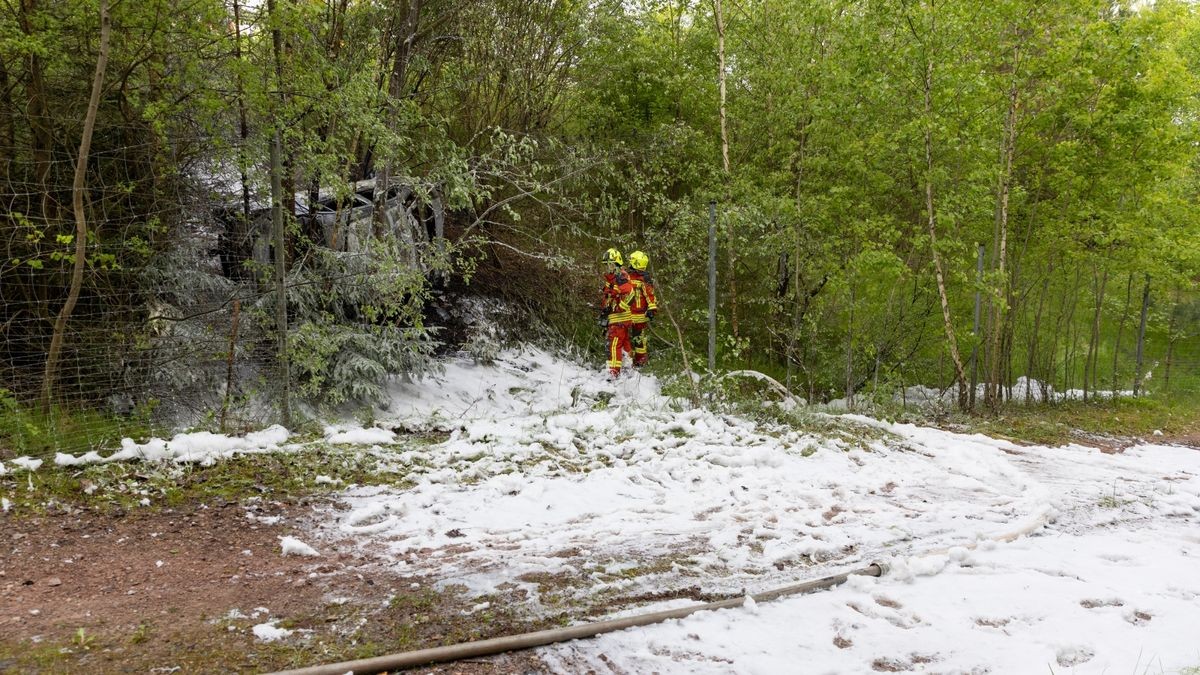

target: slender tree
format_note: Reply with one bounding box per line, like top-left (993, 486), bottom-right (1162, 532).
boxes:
top-left (40, 0), bottom-right (111, 414)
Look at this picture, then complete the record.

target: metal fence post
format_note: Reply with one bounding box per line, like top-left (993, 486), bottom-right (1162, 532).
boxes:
top-left (1134, 274), bottom-right (1151, 396)
top-left (970, 242), bottom-right (983, 410)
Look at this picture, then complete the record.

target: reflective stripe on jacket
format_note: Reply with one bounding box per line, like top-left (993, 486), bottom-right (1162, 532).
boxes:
top-left (601, 270), bottom-right (636, 324)
top-left (627, 270), bottom-right (657, 324)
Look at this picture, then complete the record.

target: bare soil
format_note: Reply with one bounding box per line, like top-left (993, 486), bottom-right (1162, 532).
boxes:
top-left (0, 499), bottom-right (551, 674)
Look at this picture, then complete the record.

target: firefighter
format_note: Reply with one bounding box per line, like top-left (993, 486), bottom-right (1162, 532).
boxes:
top-left (599, 248), bottom-right (635, 379)
top-left (626, 250), bottom-right (657, 368)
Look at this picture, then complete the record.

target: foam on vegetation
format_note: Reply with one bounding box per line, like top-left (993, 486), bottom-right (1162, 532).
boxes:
top-left (299, 347), bottom-right (1200, 673)
top-left (11, 345), bottom-right (1198, 672)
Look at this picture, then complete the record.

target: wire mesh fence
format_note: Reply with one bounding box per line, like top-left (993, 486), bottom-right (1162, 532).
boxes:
top-left (0, 144), bottom-right (457, 459)
top-left (3, 147), bottom-right (1199, 460)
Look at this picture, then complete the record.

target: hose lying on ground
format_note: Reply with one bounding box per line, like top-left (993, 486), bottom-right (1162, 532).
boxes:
top-left (267, 562), bottom-right (887, 675)
top-left (269, 444), bottom-right (1056, 675)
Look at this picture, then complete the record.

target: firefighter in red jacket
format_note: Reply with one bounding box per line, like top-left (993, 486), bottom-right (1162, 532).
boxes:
top-left (626, 250), bottom-right (657, 367)
top-left (599, 248), bottom-right (635, 379)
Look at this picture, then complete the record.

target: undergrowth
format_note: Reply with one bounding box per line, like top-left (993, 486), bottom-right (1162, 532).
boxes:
top-left (655, 366), bottom-right (904, 452)
top-left (0, 390), bottom-right (157, 460)
top-left (945, 394), bottom-right (1200, 446)
top-left (0, 441), bottom-right (431, 516)
top-left (657, 360), bottom-right (1200, 450)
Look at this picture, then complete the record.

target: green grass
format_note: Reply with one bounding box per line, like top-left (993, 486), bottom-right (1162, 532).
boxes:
top-left (0, 640), bottom-right (78, 673)
top-left (950, 393), bottom-right (1200, 446)
top-left (0, 391), bottom-right (156, 459)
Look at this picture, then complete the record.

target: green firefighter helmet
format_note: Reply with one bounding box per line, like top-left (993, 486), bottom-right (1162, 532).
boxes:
top-left (629, 250), bottom-right (649, 271)
top-left (602, 248), bottom-right (624, 266)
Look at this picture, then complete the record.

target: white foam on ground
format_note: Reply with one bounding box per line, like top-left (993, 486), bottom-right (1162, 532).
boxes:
top-left (308, 347), bottom-right (1200, 673)
top-left (251, 621), bottom-right (293, 642)
top-left (324, 425), bottom-right (396, 445)
top-left (52, 425), bottom-right (291, 468)
top-left (280, 536), bottom-right (320, 557)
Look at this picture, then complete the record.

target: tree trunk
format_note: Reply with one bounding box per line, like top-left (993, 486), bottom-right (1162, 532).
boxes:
top-left (786, 129), bottom-right (808, 391)
top-left (786, 234), bottom-right (801, 390)
top-left (220, 298), bottom-right (241, 433)
top-left (1000, 295), bottom-right (1018, 403)
top-left (377, 0), bottom-right (422, 233)
top-left (269, 0), bottom-right (290, 426)
top-left (1025, 273), bottom-right (1049, 403)
top-left (304, 0), bottom-right (351, 241)
top-left (389, 0), bottom-right (422, 113)
top-left (233, 0), bottom-right (253, 277)
top-left (1047, 263), bottom-right (1072, 399)
top-left (773, 250), bottom-right (788, 362)
top-left (40, 0), bottom-right (111, 414)
top-left (0, 54), bottom-right (12, 179)
top-left (714, 0), bottom-right (738, 347)
top-left (845, 279), bottom-right (855, 408)
top-left (20, 0), bottom-right (55, 220)
top-left (921, 58), bottom-right (969, 410)
top-left (1062, 267), bottom-right (1082, 394)
top-left (970, 243), bottom-right (983, 411)
top-left (707, 200), bottom-right (717, 371)
top-left (987, 54), bottom-right (1019, 412)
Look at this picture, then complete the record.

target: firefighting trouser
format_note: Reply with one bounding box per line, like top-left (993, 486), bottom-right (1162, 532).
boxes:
top-left (606, 322), bottom-right (633, 375)
top-left (630, 319), bottom-right (649, 366)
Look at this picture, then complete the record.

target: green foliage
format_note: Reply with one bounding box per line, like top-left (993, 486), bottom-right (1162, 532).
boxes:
top-left (73, 628), bottom-right (96, 651)
top-left (0, 390), bottom-right (154, 459)
top-left (287, 245), bottom-right (443, 407)
top-left (2, 0), bottom-right (1199, 422)
top-left (128, 622), bottom-right (152, 645)
top-left (558, 0), bottom-right (1200, 407)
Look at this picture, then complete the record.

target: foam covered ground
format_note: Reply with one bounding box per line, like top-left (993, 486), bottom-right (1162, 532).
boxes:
top-left (25, 346), bottom-right (1200, 672)
top-left (311, 347), bottom-right (1200, 673)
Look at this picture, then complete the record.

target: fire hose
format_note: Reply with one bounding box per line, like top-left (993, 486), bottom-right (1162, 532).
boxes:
top-left (268, 562), bottom-right (888, 675)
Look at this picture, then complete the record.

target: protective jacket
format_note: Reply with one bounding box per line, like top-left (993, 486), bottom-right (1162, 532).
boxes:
top-left (600, 270), bottom-right (635, 324)
top-left (626, 269), bottom-right (656, 367)
top-left (626, 270), bottom-right (657, 324)
top-left (601, 269), bottom-right (636, 376)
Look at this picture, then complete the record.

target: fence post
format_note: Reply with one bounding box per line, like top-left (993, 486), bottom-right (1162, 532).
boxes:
top-left (271, 130), bottom-right (290, 426)
top-left (220, 298), bottom-right (241, 433)
top-left (1133, 274), bottom-right (1150, 397)
top-left (970, 242), bottom-right (983, 411)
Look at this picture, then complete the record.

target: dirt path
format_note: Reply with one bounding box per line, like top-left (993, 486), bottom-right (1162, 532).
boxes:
top-left (1, 499), bottom-right (549, 674)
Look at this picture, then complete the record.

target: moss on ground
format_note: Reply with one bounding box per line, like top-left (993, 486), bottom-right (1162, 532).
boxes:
top-left (0, 442), bottom-right (425, 517)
